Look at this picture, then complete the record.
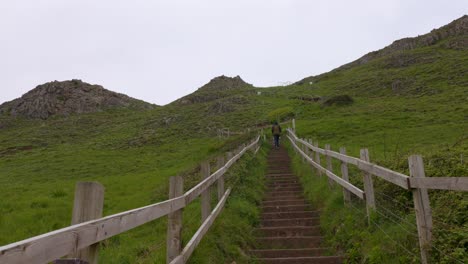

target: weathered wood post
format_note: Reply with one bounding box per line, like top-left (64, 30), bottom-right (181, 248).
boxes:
top-left (301, 139), bottom-right (306, 162)
top-left (70, 182), bottom-right (104, 264)
top-left (409, 155), bottom-right (433, 264)
top-left (360, 149), bottom-right (375, 223)
top-left (216, 156), bottom-right (225, 201)
top-left (314, 141), bottom-right (322, 177)
top-left (340, 147), bottom-right (351, 204)
top-left (200, 161), bottom-right (211, 222)
top-left (292, 119), bottom-right (296, 133)
top-left (307, 139), bottom-right (315, 171)
top-left (325, 144), bottom-right (334, 188)
top-left (166, 176), bottom-right (184, 263)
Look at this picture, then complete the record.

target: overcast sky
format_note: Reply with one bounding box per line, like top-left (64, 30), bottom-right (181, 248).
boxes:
top-left (0, 1), bottom-right (466, 105)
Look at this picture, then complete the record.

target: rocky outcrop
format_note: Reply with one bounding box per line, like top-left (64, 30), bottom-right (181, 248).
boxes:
top-left (176, 75), bottom-right (252, 105)
top-left (295, 15), bottom-right (467, 85)
top-left (197, 75), bottom-right (252, 91)
top-left (341, 15), bottom-right (467, 69)
top-left (0, 79), bottom-right (154, 119)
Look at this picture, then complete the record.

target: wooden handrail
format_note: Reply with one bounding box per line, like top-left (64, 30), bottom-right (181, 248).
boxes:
top-left (0, 136), bottom-right (261, 264)
top-left (287, 135), bottom-right (365, 199)
top-left (287, 129), bottom-right (410, 189)
top-left (288, 129), bottom-right (468, 191)
top-left (169, 188), bottom-right (232, 264)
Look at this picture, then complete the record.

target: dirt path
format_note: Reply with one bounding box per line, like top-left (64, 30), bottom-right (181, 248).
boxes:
top-left (251, 145), bottom-right (342, 263)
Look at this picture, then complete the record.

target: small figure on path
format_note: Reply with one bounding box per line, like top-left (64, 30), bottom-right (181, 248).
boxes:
top-left (271, 121), bottom-right (282, 148)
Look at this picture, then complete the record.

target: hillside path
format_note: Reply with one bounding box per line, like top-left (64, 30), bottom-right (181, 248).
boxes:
top-left (251, 145), bottom-right (343, 264)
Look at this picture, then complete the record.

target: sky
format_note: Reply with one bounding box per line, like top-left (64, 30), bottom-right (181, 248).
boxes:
top-left (0, 1), bottom-right (466, 105)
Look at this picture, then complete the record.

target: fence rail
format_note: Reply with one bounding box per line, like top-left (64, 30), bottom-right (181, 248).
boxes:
top-left (0, 136), bottom-right (261, 264)
top-left (286, 123), bottom-right (467, 264)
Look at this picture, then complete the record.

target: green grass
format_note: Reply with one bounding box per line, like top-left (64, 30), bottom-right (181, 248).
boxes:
top-left (285, 134), bottom-right (467, 263)
top-left (0, 32), bottom-right (466, 262)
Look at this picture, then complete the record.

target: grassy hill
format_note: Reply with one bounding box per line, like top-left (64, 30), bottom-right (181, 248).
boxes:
top-left (0, 15), bottom-right (466, 263)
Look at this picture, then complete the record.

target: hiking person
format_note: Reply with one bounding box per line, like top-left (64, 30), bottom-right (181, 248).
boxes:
top-left (271, 121), bottom-right (282, 148)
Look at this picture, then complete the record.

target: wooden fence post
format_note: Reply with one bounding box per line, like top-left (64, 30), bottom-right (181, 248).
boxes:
top-left (301, 139), bottom-right (306, 162)
top-left (201, 161), bottom-right (211, 222)
top-left (409, 155), bottom-right (432, 264)
top-left (360, 149), bottom-right (375, 223)
top-left (70, 182), bottom-right (104, 264)
top-left (340, 147), bottom-right (351, 204)
top-left (217, 156), bottom-right (225, 201)
top-left (292, 119), bottom-right (296, 133)
top-left (325, 144), bottom-right (334, 188)
top-left (166, 176), bottom-right (184, 264)
top-left (314, 141), bottom-right (322, 177)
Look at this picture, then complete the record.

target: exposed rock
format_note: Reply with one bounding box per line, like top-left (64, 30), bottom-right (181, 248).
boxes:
top-left (197, 75), bottom-right (252, 91)
top-left (0, 80), bottom-right (154, 119)
top-left (322, 95), bottom-right (354, 107)
top-left (207, 95), bottom-right (249, 114)
top-left (344, 15), bottom-right (467, 68)
top-left (290, 95), bottom-right (322, 102)
top-left (175, 75), bottom-right (252, 105)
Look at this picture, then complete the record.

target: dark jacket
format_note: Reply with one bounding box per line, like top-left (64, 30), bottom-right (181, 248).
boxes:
top-left (272, 124), bottom-right (282, 136)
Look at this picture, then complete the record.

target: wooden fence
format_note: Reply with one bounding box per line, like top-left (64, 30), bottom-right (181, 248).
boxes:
top-left (286, 125), bottom-right (467, 264)
top-left (0, 136), bottom-right (261, 264)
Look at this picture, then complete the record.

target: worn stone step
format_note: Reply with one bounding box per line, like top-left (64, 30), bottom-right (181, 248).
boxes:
top-left (266, 178), bottom-right (297, 183)
top-left (255, 226), bottom-right (321, 237)
top-left (267, 183), bottom-right (301, 187)
top-left (261, 217), bottom-right (320, 227)
top-left (267, 187), bottom-right (302, 192)
top-left (261, 211), bottom-right (319, 219)
top-left (256, 236), bottom-right (322, 249)
top-left (256, 256), bottom-right (343, 264)
top-left (262, 199), bottom-right (308, 207)
top-left (265, 190), bottom-right (302, 196)
top-left (266, 186), bottom-right (301, 191)
top-left (250, 248), bottom-right (330, 258)
top-left (266, 181), bottom-right (300, 186)
top-left (261, 205), bottom-right (312, 213)
top-left (266, 173), bottom-right (295, 177)
top-left (264, 194), bottom-right (304, 201)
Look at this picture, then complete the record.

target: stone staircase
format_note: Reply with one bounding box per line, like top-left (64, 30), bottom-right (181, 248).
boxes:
top-left (251, 146), bottom-right (342, 264)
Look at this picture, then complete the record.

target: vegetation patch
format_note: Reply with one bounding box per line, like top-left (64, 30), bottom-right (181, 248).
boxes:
top-left (322, 95), bottom-right (354, 107)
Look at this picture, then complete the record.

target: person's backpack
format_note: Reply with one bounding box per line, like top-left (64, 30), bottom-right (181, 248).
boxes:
top-left (273, 125), bottom-right (281, 135)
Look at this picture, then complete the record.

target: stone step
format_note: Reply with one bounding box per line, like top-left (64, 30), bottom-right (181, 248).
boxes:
top-left (255, 226), bottom-right (321, 237)
top-left (266, 178), bottom-right (299, 184)
top-left (263, 194), bottom-right (304, 201)
top-left (264, 190), bottom-right (303, 196)
top-left (267, 183), bottom-right (301, 187)
top-left (260, 217), bottom-right (320, 228)
top-left (255, 256), bottom-right (343, 264)
top-left (261, 211), bottom-right (320, 219)
top-left (266, 186), bottom-right (302, 191)
top-left (266, 178), bottom-right (298, 182)
top-left (266, 187), bottom-right (302, 192)
top-left (250, 248), bottom-right (330, 258)
top-left (262, 199), bottom-right (309, 207)
top-left (266, 173), bottom-right (295, 177)
top-left (256, 236), bottom-right (322, 249)
top-left (261, 204), bottom-right (312, 213)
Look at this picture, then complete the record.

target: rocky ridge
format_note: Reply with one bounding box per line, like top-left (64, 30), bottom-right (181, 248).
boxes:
top-left (176, 75), bottom-right (252, 105)
top-left (0, 79), bottom-right (154, 119)
top-left (296, 15), bottom-right (467, 84)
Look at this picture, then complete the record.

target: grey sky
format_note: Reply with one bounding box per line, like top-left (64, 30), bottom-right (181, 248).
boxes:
top-left (1, 1), bottom-right (466, 105)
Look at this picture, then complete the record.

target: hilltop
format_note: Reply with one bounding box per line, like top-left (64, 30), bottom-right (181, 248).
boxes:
top-left (0, 79), bottom-right (155, 119)
top-left (175, 75), bottom-right (253, 105)
top-left (296, 15), bottom-right (468, 92)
